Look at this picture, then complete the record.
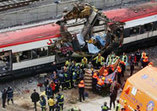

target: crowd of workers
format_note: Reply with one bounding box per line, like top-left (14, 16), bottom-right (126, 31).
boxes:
top-left (1, 49), bottom-right (153, 111)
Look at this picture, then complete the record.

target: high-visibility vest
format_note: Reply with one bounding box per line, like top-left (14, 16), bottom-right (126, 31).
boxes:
top-left (81, 58), bottom-right (88, 65)
top-left (115, 103), bottom-right (121, 111)
top-left (95, 56), bottom-right (104, 64)
top-left (58, 95), bottom-right (64, 104)
top-left (141, 52), bottom-right (146, 59)
top-left (122, 55), bottom-right (127, 63)
top-left (65, 60), bottom-right (70, 66)
top-left (106, 55), bottom-right (112, 65)
top-left (102, 106), bottom-right (108, 110)
top-left (78, 83), bottom-right (85, 88)
top-left (93, 75), bottom-right (98, 79)
top-left (97, 79), bottom-right (104, 86)
top-left (113, 56), bottom-right (119, 64)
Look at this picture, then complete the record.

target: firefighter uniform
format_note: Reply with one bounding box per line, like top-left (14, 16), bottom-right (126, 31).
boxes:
top-left (64, 72), bottom-right (71, 89)
top-left (57, 94), bottom-right (64, 111)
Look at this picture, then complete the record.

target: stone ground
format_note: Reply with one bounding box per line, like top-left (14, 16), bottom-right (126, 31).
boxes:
top-left (0, 46), bottom-right (157, 111)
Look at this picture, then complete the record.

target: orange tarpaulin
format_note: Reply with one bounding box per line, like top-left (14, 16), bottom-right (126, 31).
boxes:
top-left (120, 66), bottom-right (157, 111)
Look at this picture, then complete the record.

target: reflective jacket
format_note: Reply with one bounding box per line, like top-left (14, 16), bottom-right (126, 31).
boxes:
top-left (57, 94), bottom-right (64, 105)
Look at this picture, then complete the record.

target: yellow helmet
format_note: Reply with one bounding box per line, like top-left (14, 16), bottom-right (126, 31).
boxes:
top-left (102, 77), bottom-right (105, 81)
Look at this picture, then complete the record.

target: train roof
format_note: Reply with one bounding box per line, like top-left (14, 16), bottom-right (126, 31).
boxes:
top-left (104, 2), bottom-right (157, 22)
top-left (0, 24), bottom-right (60, 48)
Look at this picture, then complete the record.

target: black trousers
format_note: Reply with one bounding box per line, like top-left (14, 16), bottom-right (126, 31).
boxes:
top-left (79, 92), bottom-right (85, 102)
top-left (130, 65), bottom-right (134, 76)
top-left (2, 98), bottom-right (6, 108)
top-left (49, 106), bottom-right (54, 111)
top-left (117, 74), bottom-right (121, 85)
top-left (110, 98), bottom-right (115, 109)
top-left (7, 98), bottom-right (13, 104)
top-left (34, 102), bottom-right (37, 111)
top-left (96, 62), bottom-right (101, 69)
top-left (58, 104), bottom-right (63, 111)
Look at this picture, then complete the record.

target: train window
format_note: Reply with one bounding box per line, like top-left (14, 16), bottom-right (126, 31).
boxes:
top-left (144, 23), bottom-right (153, 31)
top-left (12, 52), bottom-right (22, 63)
top-left (20, 50), bottom-right (31, 61)
top-left (0, 51), bottom-right (12, 73)
top-left (130, 27), bottom-right (140, 36)
top-left (139, 25), bottom-right (145, 34)
top-left (38, 47), bottom-right (48, 57)
top-left (48, 46), bottom-right (56, 56)
top-left (12, 46), bottom-right (54, 63)
top-left (123, 28), bottom-right (130, 37)
top-left (153, 22), bottom-right (157, 31)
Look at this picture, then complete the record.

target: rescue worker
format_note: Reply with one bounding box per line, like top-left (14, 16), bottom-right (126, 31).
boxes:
top-left (40, 95), bottom-right (46, 111)
top-left (56, 93), bottom-right (64, 111)
top-left (58, 72), bottom-right (65, 91)
top-left (120, 61), bottom-right (125, 77)
top-left (46, 86), bottom-right (54, 99)
top-left (72, 71), bottom-right (77, 88)
top-left (96, 77), bottom-right (105, 94)
top-left (78, 80), bottom-right (85, 102)
top-left (141, 51), bottom-right (146, 60)
top-left (108, 65), bottom-right (114, 74)
top-left (50, 81), bottom-right (56, 94)
top-left (142, 56), bottom-right (149, 68)
top-left (106, 54), bottom-right (112, 66)
top-left (103, 69), bottom-right (108, 77)
top-left (129, 54), bottom-right (136, 76)
top-left (81, 57), bottom-right (88, 68)
top-left (71, 106), bottom-right (80, 111)
top-left (101, 102), bottom-right (109, 111)
top-left (112, 56), bottom-right (120, 64)
top-left (64, 71), bottom-right (71, 89)
top-left (7, 86), bottom-right (14, 105)
top-left (92, 72), bottom-right (98, 93)
top-left (2, 88), bottom-right (7, 108)
top-left (48, 97), bottom-right (55, 111)
top-left (121, 52), bottom-right (128, 65)
top-left (115, 100), bottom-right (121, 111)
top-left (31, 89), bottom-right (40, 111)
top-left (109, 87), bottom-right (118, 110)
top-left (93, 53), bottom-right (104, 68)
top-left (65, 59), bottom-right (71, 67)
top-left (116, 66), bottom-right (122, 85)
top-left (135, 49), bottom-right (141, 66)
top-left (44, 78), bottom-right (49, 88)
top-left (87, 61), bottom-right (93, 69)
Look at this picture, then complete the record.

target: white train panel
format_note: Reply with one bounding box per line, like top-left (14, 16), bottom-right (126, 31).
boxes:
top-left (13, 55), bottom-right (55, 70)
top-left (0, 37), bottom-right (59, 53)
top-left (124, 14), bottom-right (157, 29)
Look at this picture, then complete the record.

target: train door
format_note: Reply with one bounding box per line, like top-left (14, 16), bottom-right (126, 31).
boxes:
top-left (0, 50), bottom-right (12, 75)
